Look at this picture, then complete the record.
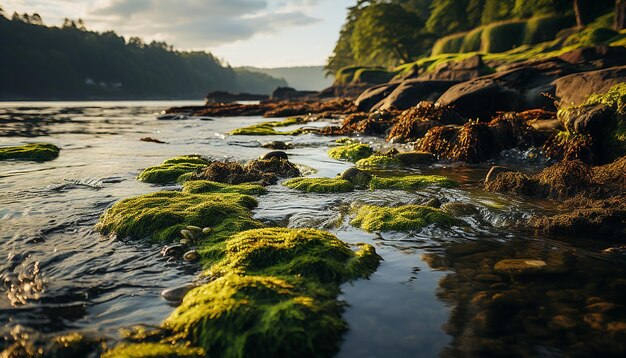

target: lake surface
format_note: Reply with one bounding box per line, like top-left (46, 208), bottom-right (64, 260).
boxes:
top-left (1, 102), bottom-right (624, 357)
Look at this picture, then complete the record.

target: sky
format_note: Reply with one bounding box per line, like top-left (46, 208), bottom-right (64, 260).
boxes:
top-left (1, 0), bottom-right (353, 67)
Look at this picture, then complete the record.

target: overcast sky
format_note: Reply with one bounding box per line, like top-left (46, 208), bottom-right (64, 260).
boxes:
top-left (2, 0), bottom-right (352, 67)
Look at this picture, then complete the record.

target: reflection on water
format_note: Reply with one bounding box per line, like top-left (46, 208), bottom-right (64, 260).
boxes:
top-left (1, 102), bottom-right (624, 357)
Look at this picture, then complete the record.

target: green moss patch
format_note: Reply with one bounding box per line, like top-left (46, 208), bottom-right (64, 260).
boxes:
top-left (328, 143), bottom-right (374, 162)
top-left (183, 180), bottom-right (267, 196)
top-left (138, 156), bottom-right (210, 184)
top-left (229, 117), bottom-right (306, 136)
top-left (96, 191), bottom-right (262, 242)
top-left (351, 205), bottom-right (458, 232)
top-left (102, 343), bottom-right (204, 358)
top-left (0, 143), bottom-right (60, 161)
top-left (355, 155), bottom-right (403, 169)
top-left (283, 177), bottom-right (354, 193)
top-left (370, 175), bottom-right (457, 191)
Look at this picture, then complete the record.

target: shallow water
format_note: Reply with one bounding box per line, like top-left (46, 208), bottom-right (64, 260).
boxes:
top-left (1, 102), bottom-right (624, 357)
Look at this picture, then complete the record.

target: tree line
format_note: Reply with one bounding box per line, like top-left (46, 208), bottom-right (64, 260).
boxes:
top-left (0, 9), bottom-right (287, 100)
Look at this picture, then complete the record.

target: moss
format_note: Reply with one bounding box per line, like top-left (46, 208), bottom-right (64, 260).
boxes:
top-left (164, 228), bottom-right (381, 358)
top-left (102, 343), bottom-right (204, 358)
top-left (351, 205), bottom-right (458, 232)
top-left (96, 191), bottom-right (262, 242)
top-left (229, 117), bottom-right (306, 136)
top-left (138, 156), bottom-right (210, 184)
top-left (327, 143), bottom-right (373, 162)
top-left (355, 155), bottom-right (403, 169)
top-left (0, 143), bottom-right (60, 161)
top-left (369, 175), bottom-right (458, 191)
top-left (182, 180), bottom-right (268, 196)
top-left (564, 27), bottom-right (619, 47)
top-left (283, 177), bottom-right (354, 193)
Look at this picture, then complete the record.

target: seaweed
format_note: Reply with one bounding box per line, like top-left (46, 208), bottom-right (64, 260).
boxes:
top-left (283, 177), bottom-right (354, 193)
top-left (351, 205), bottom-right (458, 232)
top-left (138, 156), bottom-right (211, 184)
top-left (327, 143), bottom-right (374, 162)
top-left (0, 143), bottom-right (60, 161)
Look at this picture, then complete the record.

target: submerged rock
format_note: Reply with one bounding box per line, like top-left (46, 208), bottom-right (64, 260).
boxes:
top-left (0, 143), bottom-right (60, 161)
top-left (328, 143), bottom-right (374, 162)
top-left (260, 151), bottom-right (289, 160)
top-left (339, 167), bottom-right (372, 189)
top-left (261, 141), bottom-right (293, 150)
top-left (161, 283), bottom-right (197, 302)
top-left (494, 259), bottom-right (547, 275)
top-left (351, 205), bottom-right (458, 232)
top-left (283, 177), bottom-right (354, 193)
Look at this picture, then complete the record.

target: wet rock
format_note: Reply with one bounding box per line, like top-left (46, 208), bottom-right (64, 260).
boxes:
top-left (484, 166), bottom-right (514, 184)
top-left (183, 250), bottom-right (199, 262)
top-left (421, 55), bottom-right (491, 82)
top-left (375, 79), bottom-right (460, 111)
top-left (586, 302), bottom-right (620, 314)
top-left (161, 245), bottom-right (185, 258)
top-left (555, 64), bottom-right (626, 106)
top-left (339, 167), bottom-right (372, 189)
top-left (423, 198), bottom-right (441, 208)
top-left (493, 259), bottom-right (547, 275)
top-left (354, 82), bottom-right (399, 112)
top-left (442, 202), bottom-right (480, 217)
top-left (161, 283), bottom-right (197, 302)
top-left (260, 151), bottom-right (288, 160)
top-left (395, 151), bottom-right (436, 165)
top-left (202, 227), bottom-right (212, 235)
top-left (261, 141), bottom-right (293, 150)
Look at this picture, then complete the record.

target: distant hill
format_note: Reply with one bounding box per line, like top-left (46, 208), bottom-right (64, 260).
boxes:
top-left (0, 14), bottom-right (287, 100)
top-left (241, 66), bottom-right (333, 91)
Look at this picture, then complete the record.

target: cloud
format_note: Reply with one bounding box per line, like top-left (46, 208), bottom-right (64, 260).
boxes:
top-left (86, 0), bottom-right (321, 48)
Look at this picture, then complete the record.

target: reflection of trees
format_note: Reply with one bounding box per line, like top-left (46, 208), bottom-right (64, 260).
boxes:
top-left (423, 239), bottom-right (626, 356)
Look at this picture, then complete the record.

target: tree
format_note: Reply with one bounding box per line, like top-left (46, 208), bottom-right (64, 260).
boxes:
top-left (481, 0), bottom-right (514, 24)
top-left (616, 0), bottom-right (626, 30)
top-left (426, 0), bottom-right (470, 36)
top-left (574, 0), bottom-right (584, 27)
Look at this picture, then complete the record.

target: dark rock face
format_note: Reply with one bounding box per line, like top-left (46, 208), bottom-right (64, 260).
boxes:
top-left (376, 79), bottom-right (460, 111)
top-left (421, 55), bottom-right (492, 82)
top-left (555, 65), bottom-right (626, 106)
top-left (558, 46), bottom-right (626, 69)
top-left (354, 83), bottom-right (399, 112)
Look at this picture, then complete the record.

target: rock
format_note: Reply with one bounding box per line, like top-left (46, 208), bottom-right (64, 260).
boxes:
top-left (271, 87), bottom-right (317, 102)
top-left (423, 198), bottom-right (441, 208)
top-left (354, 83), bottom-right (399, 112)
top-left (548, 315), bottom-right (578, 331)
top-left (395, 151), bottom-right (436, 165)
top-left (558, 46), bottom-right (626, 68)
top-left (375, 79), bottom-right (460, 111)
top-left (179, 239), bottom-right (191, 246)
top-left (260, 151), bottom-right (289, 160)
top-left (205, 91), bottom-right (269, 104)
top-left (484, 166), bottom-right (514, 184)
top-left (493, 259), bottom-right (547, 275)
top-left (202, 227), bottom-right (212, 235)
top-left (561, 103), bottom-right (614, 135)
top-left (442, 202), bottom-right (480, 216)
top-left (421, 55), bottom-right (491, 81)
top-left (161, 245), bottom-right (184, 258)
top-left (261, 141), bottom-right (293, 150)
top-left (186, 225), bottom-right (202, 233)
top-left (555, 65), bottom-right (626, 106)
top-left (339, 167), bottom-right (372, 189)
top-left (586, 302), bottom-right (619, 313)
top-left (183, 250), bottom-right (199, 262)
top-left (161, 283), bottom-right (197, 302)
top-left (180, 229), bottom-right (194, 240)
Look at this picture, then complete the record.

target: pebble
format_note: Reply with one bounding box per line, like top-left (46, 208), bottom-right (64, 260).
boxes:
top-left (180, 229), bottom-right (194, 240)
top-left (161, 283), bottom-right (197, 302)
top-left (186, 225), bottom-right (202, 233)
top-left (183, 250), bottom-right (199, 261)
top-left (202, 227), bottom-right (212, 234)
top-left (179, 239), bottom-right (191, 246)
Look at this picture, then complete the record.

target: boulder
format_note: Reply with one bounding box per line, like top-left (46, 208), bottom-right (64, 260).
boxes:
top-left (558, 46), bottom-right (626, 69)
top-left (354, 83), bottom-right (399, 112)
top-left (271, 87), bottom-right (318, 101)
top-left (375, 79), bottom-right (460, 111)
top-left (421, 55), bottom-right (492, 81)
top-left (555, 65), bottom-right (626, 106)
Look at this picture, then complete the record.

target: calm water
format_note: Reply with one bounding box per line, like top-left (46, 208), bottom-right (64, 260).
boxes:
top-left (1, 102), bottom-right (624, 357)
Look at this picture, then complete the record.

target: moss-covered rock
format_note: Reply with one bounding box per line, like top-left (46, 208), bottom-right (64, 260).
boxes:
top-left (339, 167), bottom-right (373, 189)
top-left (189, 158), bottom-right (300, 186)
top-left (229, 117), bottom-right (306, 136)
top-left (283, 177), bottom-right (354, 193)
top-left (102, 343), bottom-right (204, 358)
top-left (351, 205), bottom-right (458, 232)
top-left (369, 175), bottom-right (457, 191)
top-left (0, 143), bottom-right (60, 161)
top-left (138, 156), bottom-right (211, 184)
top-left (355, 155), bottom-right (403, 169)
top-left (96, 191), bottom-right (262, 242)
top-left (182, 180), bottom-right (267, 196)
top-left (327, 143), bottom-right (374, 162)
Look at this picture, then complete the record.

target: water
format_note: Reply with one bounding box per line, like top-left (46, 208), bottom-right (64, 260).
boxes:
top-left (1, 102), bottom-right (624, 357)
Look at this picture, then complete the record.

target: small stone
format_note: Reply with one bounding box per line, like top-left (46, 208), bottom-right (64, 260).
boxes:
top-left (186, 225), bottom-right (202, 233)
top-left (261, 141), bottom-right (293, 150)
top-left (161, 283), bottom-right (197, 302)
top-left (485, 166), bottom-right (514, 184)
top-left (202, 227), bottom-right (212, 234)
top-left (179, 239), bottom-right (191, 246)
top-left (494, 259), bottom-right (547, 275)
top-left (260, 151), bottom-right (288, 160)
top-left (183, 250), bottom-right (199, 261)
top-left (161, 245), bottom-right (184, 257)
top-left (395, 151), bottom-right (436, 165)
top-left (180, 229), bottom-right (194, 240)
top-left (549, 315), bottom-right (578, 331)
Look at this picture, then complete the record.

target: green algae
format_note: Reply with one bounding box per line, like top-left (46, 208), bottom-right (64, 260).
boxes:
top-left (283, 177), bottom-right (354, 193)
top-left (138, 156), bottom-right (211, 184)
top-left (351, 205), bottom-right (458, 232)
top-left (369, 175), bottom-right (458, 190)
top-left (355, 155), bottom-right (403, 169)
top-left (183, 180), bottom-right (268, 196)
top-left (102, 343), bottom-right (204, 358)
top-left (96, 191), bottom-right (262, 242)
top-left (0, 143), bottom-right (60, 161)
top-left (229, 117), bottom-right (306, 136)
top-left (327, 143), bottom-right (373, 162)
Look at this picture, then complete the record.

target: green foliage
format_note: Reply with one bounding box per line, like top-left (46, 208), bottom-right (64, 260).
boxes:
top-left (283, 178), bottom-right (354, 193)
top-left (96, 191), bottom-right (262, 242)
top-left (182, 180), bottom-right (268, 196)
top-left (102, 343), bottom-right (204, 358)
top-left (351, 205), bottom-right (458, 232)
top-left (481, 0), bottom-right (515, 24)
top-left (0, 143), bottom-right (59, 161)
top-left (426, 0), bottom-right (470, 36)
top-left (229, 118), bottom-right (305, 136)
top-left (480, 20), bottom-right (527, 52)
top-left (512, 0), bottom-right (570, 18)
top-left (328, 143), bottom-right (374, 162)
top-left (0, 16), bottom-right (286, 99)
top-left (369, 175), bottom-right (458, 190)
top-left (137, 156), bottom-right (210, 184)
top-left (355, 155), bottom-right (403, 169)
top-left (564, 27), bottom-right (620, 46)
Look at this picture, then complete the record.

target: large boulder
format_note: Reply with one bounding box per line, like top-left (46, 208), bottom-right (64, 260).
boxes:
top-left (376, 79), bottom-right (460, 111)
top-left (437, 58), bottom-right (579, 119)
top-left (420, 55), bottom-right (492, 82)
top-left (558, 46), bottom-right (626, 69)
top-left (354, 83), bottom-right (399, 112)
top-left (555, 65), bottom-right (626, 106)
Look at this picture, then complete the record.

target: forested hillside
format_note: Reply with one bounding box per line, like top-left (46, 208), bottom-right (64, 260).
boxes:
top-left (0, 11), bottom-right (287, 100)
top-left (327, 0), bottom-right (619, 74)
